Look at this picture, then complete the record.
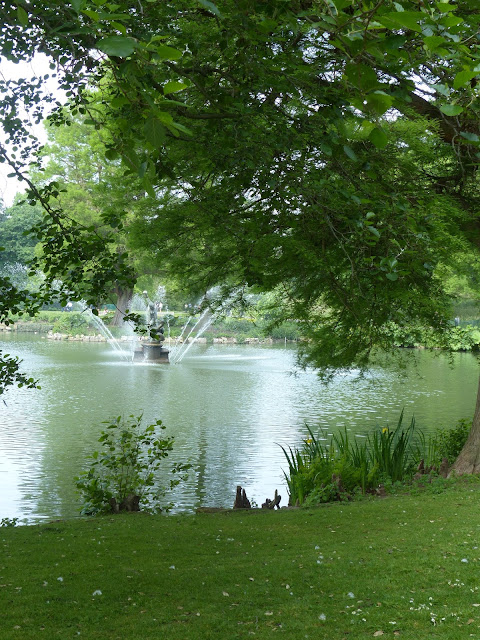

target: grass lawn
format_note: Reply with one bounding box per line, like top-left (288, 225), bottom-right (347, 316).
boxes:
top-left (3, 482), bottom-right (480, 639)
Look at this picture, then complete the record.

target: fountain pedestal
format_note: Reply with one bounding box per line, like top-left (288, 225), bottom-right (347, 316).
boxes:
top-left (142, 341), bottom-right (169, 363)
top-left (133, 340), bottom-right (169, 363)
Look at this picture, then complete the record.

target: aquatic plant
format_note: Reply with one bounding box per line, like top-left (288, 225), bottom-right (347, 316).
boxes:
top-left (282, 411), bottom-right (428, 505)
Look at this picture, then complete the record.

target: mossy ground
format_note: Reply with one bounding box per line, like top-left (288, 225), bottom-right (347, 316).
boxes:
top-left (3, 481), bottom-right (480, 639)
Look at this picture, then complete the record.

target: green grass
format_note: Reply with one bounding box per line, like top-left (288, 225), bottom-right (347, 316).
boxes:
top-left (3, 481), bottom-right (480, 639)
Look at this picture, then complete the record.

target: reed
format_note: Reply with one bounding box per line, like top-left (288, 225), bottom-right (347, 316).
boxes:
top-left (282, 411), bottom-right (429, 505)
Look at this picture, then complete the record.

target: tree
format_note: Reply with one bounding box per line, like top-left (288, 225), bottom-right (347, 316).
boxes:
top-left (33, 113), bottom-right (198, 319)
top-left (3, 1), bottom-right (480, 470)
top-left (33, 114), bottom-right (147, 323)
top-left (0, 198), bottom-right (43, 268)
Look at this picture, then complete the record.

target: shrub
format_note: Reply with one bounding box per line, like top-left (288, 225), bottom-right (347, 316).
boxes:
top-left (75, 414), bottom-right (190, 515)
top-left (52, 312), bottom-right (90, 335)
top-left (430, 418), bottom-right (471, 465)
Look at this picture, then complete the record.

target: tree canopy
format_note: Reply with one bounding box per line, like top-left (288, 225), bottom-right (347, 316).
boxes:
top-left (2, 2), bottom-right (480, 392)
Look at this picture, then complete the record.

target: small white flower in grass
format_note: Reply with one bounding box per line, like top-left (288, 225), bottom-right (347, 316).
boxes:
top-left (347, 592), bottom-right (355, 598)
top-left (318, 614), bottom-right (326, 621)
top-left (462, 558), bottom-right (469, 563)
top-left (169, 565), bottom-right (175, 570)
top-left (92, 590), bottom-right (102, 596)
top-left (57, 577), bottom-right (63, 582)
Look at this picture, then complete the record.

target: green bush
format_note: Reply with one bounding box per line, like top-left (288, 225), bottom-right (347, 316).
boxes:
top-left (267, 320), bottom-right (301, 340)
top-left (430, 418), bottom-right (471, 465)
top-left (386, 322), bottom-right (480, 351)
top-left (75, 414), bottom-right (190, 515)
top-left (52, 312), bottom-right (90, 335)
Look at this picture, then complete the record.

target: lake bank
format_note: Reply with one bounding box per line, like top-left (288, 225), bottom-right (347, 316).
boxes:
top-left (1, 313), bottom-right (299, 345)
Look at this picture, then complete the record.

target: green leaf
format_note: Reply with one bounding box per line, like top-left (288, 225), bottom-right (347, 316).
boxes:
top-left (163, 81), bottom-right (188, 95)
top-left (144, 117), bottom-right (166, 148)
top-left (343, 145), bottom-right (357, 161)
top-left (453, 70), bottom-right (477, 89)
top-left (460, 131), bottom-right (480, 142)
top-left (356, 120), bottom-right (376, 139)
top-left (17, 6), bottom-right (29, 27)
top-left (97, 36), bottom-right (137, 57)
top-left (111, 21), bottom-right (127, 35)
top-left (197, 0), bottom-right (222, 16)
top-left (439, 14), bottom-right (464, 27)
top-left (71, 0), bottom-right (86, 12)
top-left (82, 9), bottom-right (100, 21)
top-left (368, 226), bottom-right (381, 238)
top-left (369, 127), bottom-right (389, 149)
top-left (439, 103), bottom-right (464, 116)
top-left (365, 92), bottom-right (394, 116)
top-left (386, 272), bottom-right (399, 281)
top-left (379, 11), bottom-right (425, 32)
top-left (155, 44), bottom-right (182, 60)
top-left (344, 63), bottom-right (378, 92)
top-left (105, 148), bottom-right (119, 160)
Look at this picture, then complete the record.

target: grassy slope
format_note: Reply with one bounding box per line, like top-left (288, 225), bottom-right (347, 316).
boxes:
top-left (2, 483), bottom-right (480, 639)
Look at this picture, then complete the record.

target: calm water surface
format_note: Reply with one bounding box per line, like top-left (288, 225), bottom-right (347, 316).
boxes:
top-left (0, 333), bottom-right (478, 522)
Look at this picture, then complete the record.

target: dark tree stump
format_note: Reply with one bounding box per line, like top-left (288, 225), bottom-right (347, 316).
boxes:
top-left (233, 485), bottom-right (251, 509)
top-left (262, 490), bottom-right (281, 509)
top-left (109, 494), bottom-right (141, 513)
top-left (439, 457), bottom-right (450, 478)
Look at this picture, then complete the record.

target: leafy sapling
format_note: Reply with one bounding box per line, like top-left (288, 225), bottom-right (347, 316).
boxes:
top-left (75, 414), bottom-right (190, 515)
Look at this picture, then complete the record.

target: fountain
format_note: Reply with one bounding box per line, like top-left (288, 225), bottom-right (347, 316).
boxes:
top-left (83, 305), bottom-right (130, 360)
top-left (132, 291), bottom-right (170, 363)
top-left (169, 308), bottom-right (214, 364)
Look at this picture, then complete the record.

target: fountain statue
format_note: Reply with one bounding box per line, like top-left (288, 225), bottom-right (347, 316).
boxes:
top-left (133, 291), bottom-right (169, 363)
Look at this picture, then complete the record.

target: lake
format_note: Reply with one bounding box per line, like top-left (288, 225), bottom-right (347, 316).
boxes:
top-left (0, 333), bottom-right (478, 522)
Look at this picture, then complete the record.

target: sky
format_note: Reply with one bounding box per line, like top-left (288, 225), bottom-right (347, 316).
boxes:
top-left (0, 53), bottom-right (63, 207)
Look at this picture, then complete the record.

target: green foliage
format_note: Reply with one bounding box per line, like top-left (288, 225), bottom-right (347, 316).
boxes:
top-left (51, 311), bottom-right (90, 335)
top-left (0, 350), bottom-right (38, 397)
top-left (75, 414), bottom-right (190, 515)
top-left (431, 418), bottom-right (471, 466)
top-left (386, 323), bottom-right (480, 351)
top-left (282, 412), bottom-right (426, 506)
top-left (3, 0), bottom-right (480, 390)
top-left (0, 517), bottom-right (19, 527)
top-left (0, 199), bottom-right (43, 269)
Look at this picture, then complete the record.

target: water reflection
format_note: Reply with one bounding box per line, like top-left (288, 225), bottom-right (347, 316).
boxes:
top-left (0, 334), bottom-right (478, 522)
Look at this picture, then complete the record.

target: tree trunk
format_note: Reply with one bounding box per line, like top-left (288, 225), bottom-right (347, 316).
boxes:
top-left (449, 373), bottom-right (480, 475)
top-left (110, 286), bottom-right (133, 327)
